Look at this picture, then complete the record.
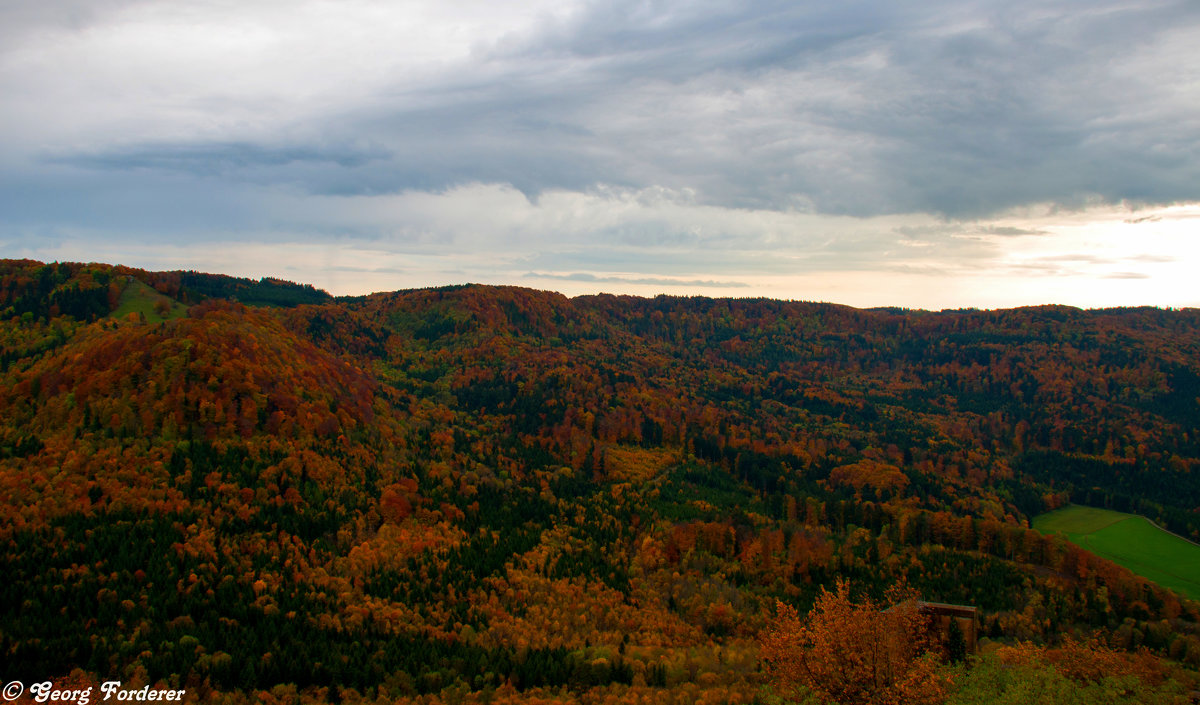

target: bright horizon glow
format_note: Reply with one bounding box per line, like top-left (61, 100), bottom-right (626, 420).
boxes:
top-left (15, 197), bottom-right (1199, 311)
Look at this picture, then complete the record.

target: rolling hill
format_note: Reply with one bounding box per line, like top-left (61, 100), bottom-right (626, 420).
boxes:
top-left (2, 259), bottom-right (1199, 703)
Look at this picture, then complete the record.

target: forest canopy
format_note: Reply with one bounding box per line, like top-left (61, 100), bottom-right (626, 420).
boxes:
top-left (1, 259), bottom-right (1199, 704)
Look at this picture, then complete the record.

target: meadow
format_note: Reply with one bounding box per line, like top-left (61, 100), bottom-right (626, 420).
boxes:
top-left (111, 277), bottom-right (188, 322)
top-left (1035, 505), bottom-right (1200, 600)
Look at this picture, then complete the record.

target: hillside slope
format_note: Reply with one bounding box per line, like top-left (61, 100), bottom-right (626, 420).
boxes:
top-left (2, 259), bottom-right (1199, 702)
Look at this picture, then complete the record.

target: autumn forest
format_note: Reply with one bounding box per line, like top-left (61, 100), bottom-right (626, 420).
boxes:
top-left (3, 259), bottom-right (1200, 704)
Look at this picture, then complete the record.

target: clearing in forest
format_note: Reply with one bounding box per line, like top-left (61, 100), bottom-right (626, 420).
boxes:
top-left (1035, 504), bottom-right (1200, 601)
top-left (112, 278), bottom-right (188, 322)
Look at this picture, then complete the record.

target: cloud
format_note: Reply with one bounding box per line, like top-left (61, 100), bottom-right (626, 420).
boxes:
top-left (1033, 254), bottom-right (1112, 264)
top-left (5, 0), bottom-right (1199, 218)
top-left (326, 265), bottom-right (407, 275)
top-left (0, 0), bottom-right (153, 46)
top-left (895, 223), bottom-right (1046, 242)
top-left (524, 272), bottom-right (750, 288)
top-left (3, 0), bottom-right (1200, 309)
top-left (978, 225), bottom-right (1045, 237)
top-left (52, 142), bottom-right (385, 175)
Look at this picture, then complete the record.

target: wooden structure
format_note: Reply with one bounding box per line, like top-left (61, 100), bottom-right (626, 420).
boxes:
top-left (884, 598), bottom-right (979, 655)
top-left (916, 600), bottom-right (978, 655)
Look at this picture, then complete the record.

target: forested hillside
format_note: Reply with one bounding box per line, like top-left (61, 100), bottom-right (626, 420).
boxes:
top-left (2, 259), bottom-right (1200, 704)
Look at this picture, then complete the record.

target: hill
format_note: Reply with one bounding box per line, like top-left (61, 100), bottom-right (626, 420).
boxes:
top-left (2, 259), bottom-right (1200, 703)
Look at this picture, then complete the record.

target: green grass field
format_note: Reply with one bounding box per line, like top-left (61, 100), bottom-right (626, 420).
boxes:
top-left (1034, 504), bottom-right (1200, 600)
top-left (111, 278), bottom-right (188, 323)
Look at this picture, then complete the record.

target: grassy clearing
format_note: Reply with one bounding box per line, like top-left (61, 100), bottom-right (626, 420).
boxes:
top-left (1035, 504), bottom-right (1200, 600)
top-left (1034, 505), bottom-right (1133, 535)
top-left (111, 278), bottom-right (188, 323)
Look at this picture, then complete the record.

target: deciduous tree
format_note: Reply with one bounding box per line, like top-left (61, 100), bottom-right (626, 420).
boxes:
top-left (760, 579), bottom-right (951, 705)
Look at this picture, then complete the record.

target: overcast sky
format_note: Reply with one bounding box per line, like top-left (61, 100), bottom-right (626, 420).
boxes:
top-left (2, 0), bottom-right (1198, 309)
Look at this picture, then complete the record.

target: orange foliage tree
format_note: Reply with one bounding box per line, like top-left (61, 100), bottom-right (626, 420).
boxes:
top-left (997, 636), bottom-right (1172, 688)
top-left (760, 579), bottom-right (951, 705)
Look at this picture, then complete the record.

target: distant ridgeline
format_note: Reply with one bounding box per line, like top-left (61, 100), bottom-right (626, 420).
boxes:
top-left (0, 260), bottom-right (330, 322)
top-left (173, 270), bottom-right (332, 308)
top-left (1, 257), bottom-right (1200, 703)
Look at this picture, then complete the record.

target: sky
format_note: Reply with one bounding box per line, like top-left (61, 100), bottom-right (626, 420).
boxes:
top-left (2, 0), bottom-right (1199, 310)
